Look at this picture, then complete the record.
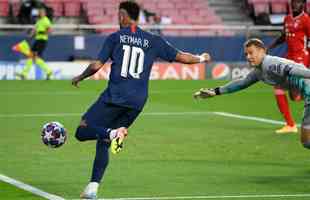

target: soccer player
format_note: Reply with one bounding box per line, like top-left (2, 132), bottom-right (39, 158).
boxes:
top-left (268, 0), bottom-right (310, 134)
top-left (194, 38), bottom-right (310, 150)
top-left (71, 1), bottom-right (211, 199)
top-left (15, 7), bottom-right (53, 80)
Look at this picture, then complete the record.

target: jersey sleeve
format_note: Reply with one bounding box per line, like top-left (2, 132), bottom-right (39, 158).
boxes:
top-left (155, 35), bottom-right (179, 62)
top-left (289, 64), bottom-right (310, 78)
top-left (219, 69), bottom-right (260, 94)
top-left (97, 34), bottom-right (115, 63)
top-left (305, 16), bottom-right (310, 38)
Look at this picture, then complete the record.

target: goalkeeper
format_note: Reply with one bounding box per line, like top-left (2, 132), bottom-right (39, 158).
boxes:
top-left (194, 38), bottom-right (310, 150)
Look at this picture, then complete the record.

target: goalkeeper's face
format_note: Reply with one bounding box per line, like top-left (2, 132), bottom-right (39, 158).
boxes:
top-left (244, 45), bottom-right (266, 67)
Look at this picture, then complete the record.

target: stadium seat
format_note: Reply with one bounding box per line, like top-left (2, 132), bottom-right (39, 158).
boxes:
top-left (63, 1), bottom-right (81, 17)
top-left (270, 0), bottom-right (288, 14)
top-left (44, 0), bottom-right (63, 17)
top-left (0, 0), bottom-right (9, 17)
top-left (10, 0), bottom-right (21, 17)
top-left (253, 2), bottom-right (270, 16)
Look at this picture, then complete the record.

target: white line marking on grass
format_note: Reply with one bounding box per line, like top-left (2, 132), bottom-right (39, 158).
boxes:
top-left (99, 194), bottom-right (310, 200)
top-left (0, 111), bottom-right (298, 127)
top-left (0, 174), bottom-right (65, 200)
top-left (213, 112), bottom-right (285, 126)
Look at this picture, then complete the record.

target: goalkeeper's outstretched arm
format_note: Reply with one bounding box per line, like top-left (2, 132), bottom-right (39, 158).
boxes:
top-left (194, 70), bottom-right (259, 99)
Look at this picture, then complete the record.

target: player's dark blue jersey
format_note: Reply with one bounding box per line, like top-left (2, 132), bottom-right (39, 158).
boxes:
top-left (97, 26), bottom-right (178, 110)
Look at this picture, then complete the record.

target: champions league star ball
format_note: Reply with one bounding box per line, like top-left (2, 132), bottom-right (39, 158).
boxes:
top-left (41, 122), bottom-right (67, 148)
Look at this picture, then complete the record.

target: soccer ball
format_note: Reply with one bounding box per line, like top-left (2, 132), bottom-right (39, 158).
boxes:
top-left (41, 122), bottom-right (67, 148)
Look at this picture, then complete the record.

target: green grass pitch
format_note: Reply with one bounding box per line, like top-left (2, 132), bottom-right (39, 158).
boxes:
top-left (1, 80), bottom-right (310, 200)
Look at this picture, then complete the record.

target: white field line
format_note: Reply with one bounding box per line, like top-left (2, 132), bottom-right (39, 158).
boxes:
top-left (99, 193), bottom-right (310, 200)
top-left (0, 174), bottom-right (65, 200)
top-left (0, 111), bottom-right (299, 127)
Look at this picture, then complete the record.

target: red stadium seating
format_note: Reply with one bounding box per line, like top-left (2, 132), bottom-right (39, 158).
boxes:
top-left (10, 0), bottom-right (21, 17)
top-left (270, 0), bottom-right (288, 14)
top-left (44, 0), bottom-right (63, 17)
top-left (63, 1), bottom-right (81, 17)
top-left (77, 0), bottom-right (223, 35)
top-left (253, 2), bottom-right (270, 16)
top-left (0, 0), bottom-right (9, 17)
top-left (3, 0), bottom-right (225, 36)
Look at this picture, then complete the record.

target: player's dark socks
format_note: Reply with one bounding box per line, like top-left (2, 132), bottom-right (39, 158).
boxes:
top-left (91, 139), bottom-right (109, 183)
top-left (75, 125), bottom-right (110, 141)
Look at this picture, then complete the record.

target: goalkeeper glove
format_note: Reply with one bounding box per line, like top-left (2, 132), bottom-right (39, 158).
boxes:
top-left (193, 87), bottom-right (220, 99)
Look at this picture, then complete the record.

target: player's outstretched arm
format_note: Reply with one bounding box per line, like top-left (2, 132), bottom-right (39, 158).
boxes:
top-left (194, 88), bottom-right (219, 99)
top-left (194, 70), bottom-right (260, 99)
top-left (175, 51), bottom-right (211, 64)
top-left (72, 61), bottom-right (103, 87)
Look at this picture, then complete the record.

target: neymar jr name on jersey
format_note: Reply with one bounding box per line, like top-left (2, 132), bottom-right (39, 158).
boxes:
top-left (120, 35), bottom-right (149, 48)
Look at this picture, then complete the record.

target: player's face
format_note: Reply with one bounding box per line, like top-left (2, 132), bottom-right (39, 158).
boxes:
top-left (118, 9), bottom-right (129, 27)
top-left (244, 45), bottom-right (265, 67)
top-left (291, 0), bottom-right (304, 14)
top-left (39, 9), bottom-right (45, 17)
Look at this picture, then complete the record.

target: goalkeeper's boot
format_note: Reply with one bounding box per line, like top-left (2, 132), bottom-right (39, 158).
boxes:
top-left (110, 127), bottom-right (128, 154)
top-left (80, 182), bottom-right (98, 199)
top-left (275, 124), bottom-right (298, 134)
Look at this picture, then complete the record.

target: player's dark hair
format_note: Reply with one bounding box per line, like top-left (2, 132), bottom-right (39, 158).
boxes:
top-left (119, 1), bottom-right (140, 21)
top-left (292, 0), bottom-right (306, 4)
top-left (244, 38), bottom-right (266, 50)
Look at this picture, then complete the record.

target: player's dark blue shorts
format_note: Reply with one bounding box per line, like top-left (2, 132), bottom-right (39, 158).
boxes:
top-left (31, 40), bottom-right (47, 56)
top-left (82, 95), bottom-right (141, 129)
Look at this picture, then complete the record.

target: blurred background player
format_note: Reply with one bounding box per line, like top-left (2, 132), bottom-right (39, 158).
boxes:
top-left (194, 38), bottom-right (310, 151)
top-left (15, 7), bottom-right (53, 80)
top-left (268, 0), bottom-right (310, 134)
top-left (71, 1), bottom-right (211, 199)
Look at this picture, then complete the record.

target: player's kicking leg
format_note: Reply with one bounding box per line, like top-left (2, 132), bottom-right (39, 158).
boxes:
top-left (79, 127), bottom-right (128, 199)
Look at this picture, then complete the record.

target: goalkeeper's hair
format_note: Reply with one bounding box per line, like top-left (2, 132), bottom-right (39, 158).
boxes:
top-left (244, 38), bottom-right (266, 50)
top-left (119, 1), bottom-right (140, 21)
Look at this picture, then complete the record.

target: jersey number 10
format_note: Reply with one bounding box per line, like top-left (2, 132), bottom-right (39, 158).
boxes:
top-left (121, 45), bottom-right (145, 79)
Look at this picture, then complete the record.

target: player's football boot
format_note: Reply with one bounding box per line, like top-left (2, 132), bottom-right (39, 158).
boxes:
top-left (80, 182), bottom-right (98, 199)
top-left (46, 71), bottom-right (53, 80)
top-left (15, 72), bottom-right (26, 80)
top-left (275, 124), bottom-right (298, 134)
top-left (80, 191), bottom-right (97, 199)
top-left (111, 127), bottom-right (128, 154)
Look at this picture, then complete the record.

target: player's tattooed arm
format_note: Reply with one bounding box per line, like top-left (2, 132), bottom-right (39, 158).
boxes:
top-left (72, 61), bottom-right (103, 87)
top-left (175, 51), bottom-right (211, 64)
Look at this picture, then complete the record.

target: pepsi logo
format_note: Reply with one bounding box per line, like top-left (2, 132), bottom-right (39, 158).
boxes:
top-left (212, 63), bottom-right (230, 79)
